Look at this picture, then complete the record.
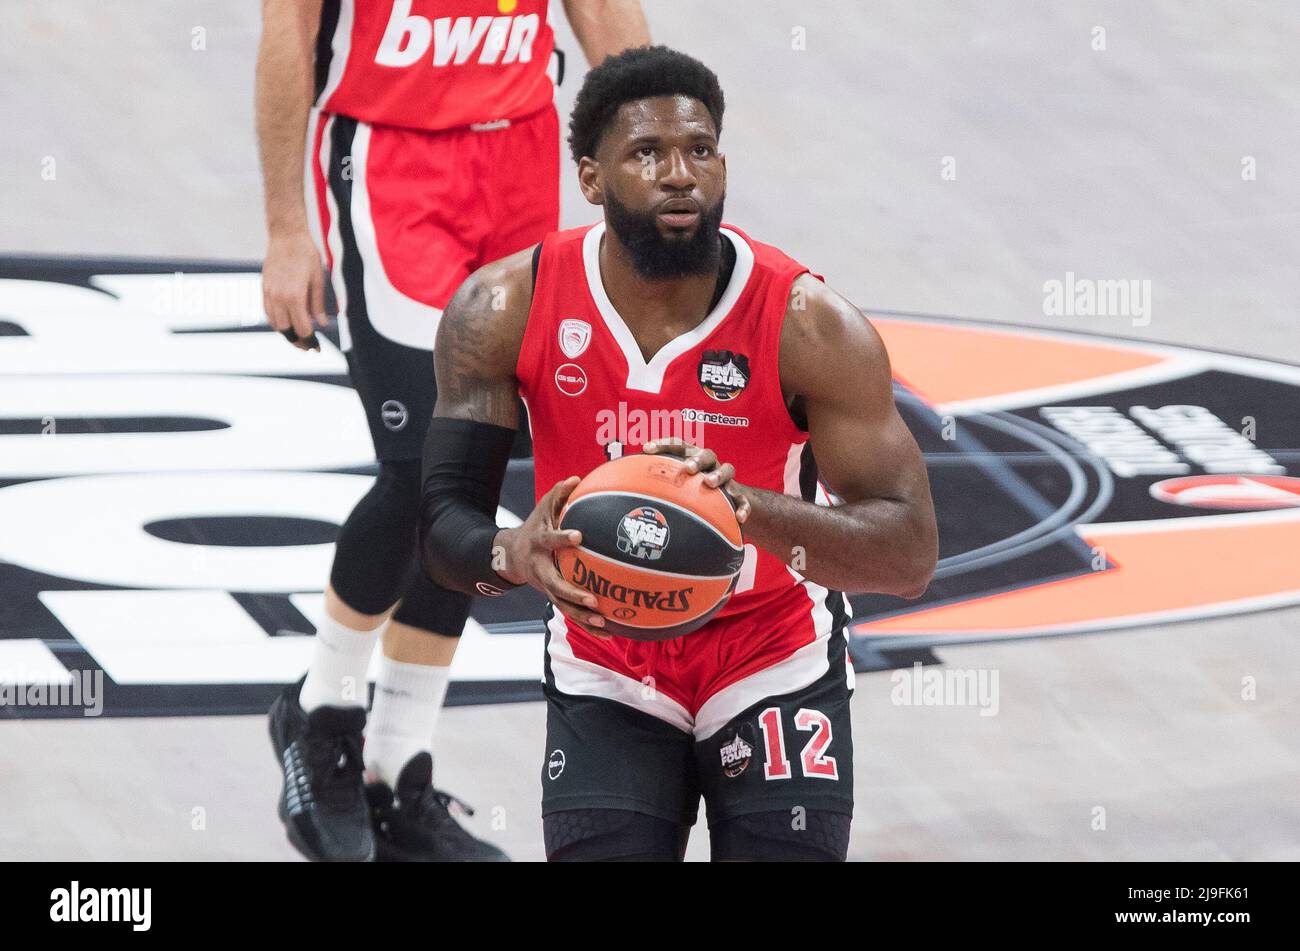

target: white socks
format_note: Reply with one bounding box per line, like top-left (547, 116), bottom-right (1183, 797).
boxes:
top-left (299, 614), bottom-right (384, 712)
top-left (363, 656), bottom-right (450, 787)
top-left (299, 612), bottom-right (451, 786)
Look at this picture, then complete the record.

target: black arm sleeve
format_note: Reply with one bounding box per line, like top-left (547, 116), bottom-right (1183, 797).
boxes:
top-left (419, 416), bottom-right (520, 597)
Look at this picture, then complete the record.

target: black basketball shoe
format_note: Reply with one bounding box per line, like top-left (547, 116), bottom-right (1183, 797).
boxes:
top-left (268, 677), bottom-right (375, 862)
top-left (366, 752), bottom-right (510, 862)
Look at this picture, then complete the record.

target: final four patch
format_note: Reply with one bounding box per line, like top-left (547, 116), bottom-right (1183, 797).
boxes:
top-left (720, 724), bottom-right (756, 778)
top-left (698, 350), bottom-right (750, 401)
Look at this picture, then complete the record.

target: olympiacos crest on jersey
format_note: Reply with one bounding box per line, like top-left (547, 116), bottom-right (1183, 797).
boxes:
top-left (558, 318), bottom-right (592, 358)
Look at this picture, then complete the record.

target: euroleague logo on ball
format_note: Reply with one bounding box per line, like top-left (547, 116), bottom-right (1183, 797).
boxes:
top-left (698, 349), bottom-right (750, 401)
top-left (554, 363), bottom-right (587, 396)
top-left (616, 506), bottom-right (670, 560)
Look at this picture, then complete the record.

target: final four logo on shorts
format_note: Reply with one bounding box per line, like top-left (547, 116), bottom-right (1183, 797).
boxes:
top-left (720, 723), bottom-right (756, 778)
top-left (558, 318), bottom-right (592, 359)
top-left (698, 350), bottom-right (750, 401)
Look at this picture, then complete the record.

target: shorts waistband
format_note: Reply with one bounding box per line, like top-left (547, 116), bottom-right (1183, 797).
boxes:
top-left (329, 104), bottom-right (552, 137)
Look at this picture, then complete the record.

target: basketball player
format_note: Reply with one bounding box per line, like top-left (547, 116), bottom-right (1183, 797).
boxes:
top-left (255, 0), bottom-right (649, 862)
top-left (419, 46), bottom-right (939, 861)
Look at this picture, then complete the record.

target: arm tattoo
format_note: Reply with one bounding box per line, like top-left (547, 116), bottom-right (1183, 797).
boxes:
top-left (433, 274), bottom-right (521, 427)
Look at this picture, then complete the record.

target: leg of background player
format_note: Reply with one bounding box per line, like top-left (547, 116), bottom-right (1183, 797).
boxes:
top-left (363, 620), bottom-right (455, 786)
top-left (308, 458), bottom-right (471, 783)
top-left (270, 460), bottom-right (464, 862)
top-left (299, 460), bottom-right (424, 711)
top-left (268, 571), bottom-right (394, 862)
top-left (297, 585), bottom-right (390, 712)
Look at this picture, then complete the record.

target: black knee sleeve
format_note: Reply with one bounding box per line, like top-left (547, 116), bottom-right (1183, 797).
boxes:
top-left (710, 809), bottom-right (851, 862)
top-left (331, 460), bottom-right (473, 633)
top-left (544, 810), bottom-right (690, 862)
top-left (392, 570), bottom-right (472, 638)
top-left (329, 460), bottom-right (421, 615)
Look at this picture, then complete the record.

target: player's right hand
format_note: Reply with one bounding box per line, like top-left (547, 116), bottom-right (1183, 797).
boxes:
top-left (496, 476), bottom-right (610, 638)
top-left (262, 228), bottom-right (326, 351)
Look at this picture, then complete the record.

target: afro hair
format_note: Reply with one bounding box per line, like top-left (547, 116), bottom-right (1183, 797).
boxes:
top-left (567, 45), bottom-right (725, 164)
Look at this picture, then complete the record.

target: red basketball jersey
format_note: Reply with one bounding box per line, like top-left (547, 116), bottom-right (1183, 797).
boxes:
top-left (518, 222), bottom-right (852, 708)
top-left (315, 0), bottom-right (555, 132)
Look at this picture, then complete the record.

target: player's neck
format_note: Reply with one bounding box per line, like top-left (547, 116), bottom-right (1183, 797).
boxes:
top-left (598, 232), bottom-right (722, 359)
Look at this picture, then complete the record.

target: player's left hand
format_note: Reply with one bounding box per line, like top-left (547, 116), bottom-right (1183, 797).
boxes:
top-left (642, 438), bottom-right (752, 523)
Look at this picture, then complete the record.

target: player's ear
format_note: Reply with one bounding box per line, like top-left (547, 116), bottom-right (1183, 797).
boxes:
top-left (577, 156), bottom-right (604, 205)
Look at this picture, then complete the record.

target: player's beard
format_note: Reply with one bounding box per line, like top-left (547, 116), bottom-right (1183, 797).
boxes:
top-left (604, 190), bottom-right (726, 280)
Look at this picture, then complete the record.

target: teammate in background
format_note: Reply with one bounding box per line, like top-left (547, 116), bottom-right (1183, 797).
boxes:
top-left (255, 0), bottom-right (649, 862)
top-left (420, 46), bottom-right (938, 861)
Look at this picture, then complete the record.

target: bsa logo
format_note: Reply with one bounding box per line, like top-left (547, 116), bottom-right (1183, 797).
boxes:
top-left (547, 749), bottom-right (566, 780)
top-left (380, 400), bottom-right (408, 431)
top-left (554, 363), bottom-right (588, 396)
top-left (720, 724), bottom-right (755, 778)
top-left (698, 350), bottom-right (750, 401)
top-left (558, 319), bottom-right (592, 359)
top-left (617, 506), bottom-right (670, 560)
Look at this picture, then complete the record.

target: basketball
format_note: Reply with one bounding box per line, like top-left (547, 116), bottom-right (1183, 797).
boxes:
top-left (555, 453), bottom-right (745, 640)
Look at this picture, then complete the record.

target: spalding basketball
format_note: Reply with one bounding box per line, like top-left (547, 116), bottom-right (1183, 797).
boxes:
top-left (556, 454), bottom-right (745, 641)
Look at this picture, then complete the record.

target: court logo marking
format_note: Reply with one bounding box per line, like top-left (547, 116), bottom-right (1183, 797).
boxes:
top-left (2, 259), bottom-right (1297, 716)
top-left (1149, 475), bottom-right (1300, 511)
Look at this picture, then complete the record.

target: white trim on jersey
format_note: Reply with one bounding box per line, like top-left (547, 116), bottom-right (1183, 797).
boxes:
top-left (778, 442), bottom-right (853, 637)
top-left (546, 609), bottom-right (694, 733)
top-left (693, 623), bottom-right (840, 741)
top-left (317, 0), bottom-right (354, 110)
top-left (316, 114), bottom-right (351, 352)
top-left (548, 583), bottom-right (848, 742)
top-left (582, 222), bottom-right (756, 394)
top-left (782, 440), bottom-right (804, 497)
top-left (347, 122), bottom-right (445, 351)
top-left (304, 109), bottom-right (325, 255)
